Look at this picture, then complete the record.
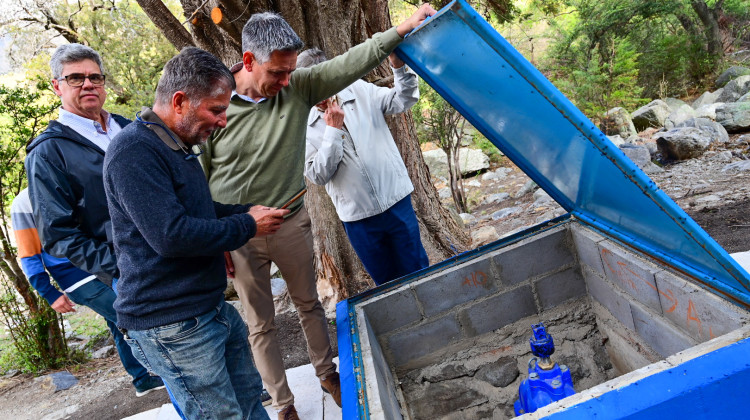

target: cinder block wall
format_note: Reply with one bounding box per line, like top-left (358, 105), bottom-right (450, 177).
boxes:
top-left (360, 225), bottom-right (587, 371)
top-left (571, 223), bottom-right (750, 360)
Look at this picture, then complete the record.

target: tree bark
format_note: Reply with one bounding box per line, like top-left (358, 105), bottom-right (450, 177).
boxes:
top-left (151, 0), bottom-right (470, 304)
top-left (690, 0), bottom-right (724, 57)
top-left (135, 0), bottom-right (195, 52)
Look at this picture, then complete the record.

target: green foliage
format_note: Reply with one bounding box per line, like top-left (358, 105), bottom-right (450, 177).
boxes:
top-left (0, 285), bottom-right (67, 373)
top-left (471, 131), bottom-right (504, 164)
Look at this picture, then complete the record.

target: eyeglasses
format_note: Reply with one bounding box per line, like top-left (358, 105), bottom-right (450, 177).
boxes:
top-left (58, 73), bottom-right (106, 87)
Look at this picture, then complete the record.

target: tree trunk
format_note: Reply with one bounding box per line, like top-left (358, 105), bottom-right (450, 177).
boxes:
top-left (690, 0), bottom-right (724, 57)
top-left (147, 0), bottom-right (470, 305)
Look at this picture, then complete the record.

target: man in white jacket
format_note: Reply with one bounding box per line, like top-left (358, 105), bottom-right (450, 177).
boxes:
top-left (299, 48), bottom-right (429, 286)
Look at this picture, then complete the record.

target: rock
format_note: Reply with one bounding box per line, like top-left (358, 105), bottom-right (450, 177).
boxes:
top-left (600, 107), bottom-right (637, 138)
top-left (664, 104), bottom-right (697, 129)
top-left (484, 192), bottom-right (510, 204)
top-left (664, 97), bottom-right (688, 110)
top-left (40, 371), bottom-right (78, 392)
top-left (644, 141), bottom-right (658, 156)
top-left (481, 171), bottom-right (499, 181)
top-left (457, 147), bottom-right (490, 175)
top-left (722, 161), bottom-right (750, 172)
top-left (619, 144), bottom-right (663, 174)
top-left (607, 135), bottom-right (626, 147)
top-left (710, 151), bottom-right (733, 163)
top-left (491, 206), bottom-right (522, 220)
top-left (437, 186), bottom-right (451, 199)
top-left (270, 277), bottom-right (287, 296)
top-left (3, 369), bottom-right (20, 378)
top-left (424, 364), bottom-right (473, 382)
top-left (422, 148), bottom-right (490, 177)
top-left (675, 118), bottom-right (729, 144)
top-left (692, 89), bottom-right (723, 109)
top-left (715, 66), bottom-right (750, 88)
top-left (409, 383), bottom-right (487, 420)
top-left (715, 102), bottom-right (750, 133)
top-left (533, 188), bottom-right (554, 204)
top-left (694, 103), bottom-right (722, 120)
top-left (464, 179), bottom-right (481, 188)
top-left (422, 148), bottom-right (449, 177)
top-left (459, 213), bottom-right (477, 226)
top-left (716, 75), bottom-right (750, 103)
top-left (475, 357), bottom-right (519, 387)
top-left (739, 91), bottom-right (750, 102)
top-left (655, 127), bottom-right (712, 160)
top-left (632, 99), bottom-right (671, 131)
top-left (91, 345), bottom-right (114, 359)
top-left (471, 225), bottom-right (499, 245)
top-left (514, 180), bottom-right (537, 198)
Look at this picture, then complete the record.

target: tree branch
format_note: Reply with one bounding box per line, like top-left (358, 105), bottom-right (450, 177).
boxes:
top-left (135, 0), bottom-right (195, 51)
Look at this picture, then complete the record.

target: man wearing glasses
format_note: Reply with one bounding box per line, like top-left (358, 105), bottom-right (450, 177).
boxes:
top-left (25, 43), bottom-right (165, 397)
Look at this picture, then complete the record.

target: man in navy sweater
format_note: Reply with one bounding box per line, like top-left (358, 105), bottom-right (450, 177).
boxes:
top-left (103, 47), bottom-right (286, 419)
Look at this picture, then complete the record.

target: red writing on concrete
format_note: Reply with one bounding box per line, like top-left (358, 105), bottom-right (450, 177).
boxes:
top-left (462, 271), bottom-right (488, 287)
top-left (686, 299), bottom-right (703, 335)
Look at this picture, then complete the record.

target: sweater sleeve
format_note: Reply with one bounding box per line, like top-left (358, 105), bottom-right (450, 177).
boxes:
top-left (294, 27), bottom-right (404, 107)
top-left (105, 141), bottom-right (256, 258)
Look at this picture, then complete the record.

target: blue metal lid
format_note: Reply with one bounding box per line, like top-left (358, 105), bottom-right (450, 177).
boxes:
top-left (396, 0), bottom-right (750, 306)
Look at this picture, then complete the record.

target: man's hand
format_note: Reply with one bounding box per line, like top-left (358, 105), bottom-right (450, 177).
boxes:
top-left (248, 205), bottom-right (290, 236)
top-left (51, 295), bottom-right (76, 313)
top-left (396, 3), bottom-right (437, 37)
top-left (224, 251), bottom-right (235, 279)
top-left (389, 52), bottom-right (405, 69)
top-left (324, 101), bottom-right (345, 129)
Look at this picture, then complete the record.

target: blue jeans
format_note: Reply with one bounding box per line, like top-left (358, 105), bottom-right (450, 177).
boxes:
top-left (343, 195), bottom-right (430, 285)
top-left (66, 279), bottom-right (151, 387)
top-left (124, 301), bottom-right (268, 420)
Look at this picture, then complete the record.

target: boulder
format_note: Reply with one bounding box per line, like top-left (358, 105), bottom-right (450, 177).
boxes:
top-left (715, 66), bottom-right (750, 88)
top-left (457, 147), bottom-right (490, 175)
top-left (422, 148), bottom-right (449, 177)
top-left (632, 100), bottom-right (671, 131)
top-left (514, 180), bottom-right (537, 198)
top-left (715, 102), bottom-right (750, 133)
top-left (716, 75), bottom-right (750, 103)
top-left (664, 97), bottom-right (688, 109)
top-left (675, 117), bottom-right (729, 144)
top-left (39, 372), bottom-right (78, 392)
top-left (722, 161), bottom-right (750, 172)
top-left (655, 127), bottom-right (712, 160)
top-left (619, 144), bottom-right (663, 174)
top-left (664, 104), bottom-right (697, 129)
top-left (484, 192), bottom-right (510, 205)
top-left (471, 225), bottom-right (499, 246)
top-left (491, 206), bottom-right (522, 220)
top-left (459, 213), bottom-right (477, 226)
top-left (694, 103), bottom-right (722, 120)
top-left (92, 345), bottom-right (114, 359)
top-left (600, 107), bottom-right (637, 138)
top-left (739, 91), bottom-right (750, 102)
top-left (692, 89), bottom-right (723, 109)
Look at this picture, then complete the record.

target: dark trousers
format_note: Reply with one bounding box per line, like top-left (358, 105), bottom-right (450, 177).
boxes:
top-left (343, 195), bottom-right (429, 285)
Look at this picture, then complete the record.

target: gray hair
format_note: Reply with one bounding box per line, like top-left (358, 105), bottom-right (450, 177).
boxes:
top-left (241, 12), bottom-right (304, 64)
top-left (296, 48), bottom-right (327, 69)
top-left (154, 47), bottom-right (236, 105)
top-left (50, 44), bottom-right (104, 79)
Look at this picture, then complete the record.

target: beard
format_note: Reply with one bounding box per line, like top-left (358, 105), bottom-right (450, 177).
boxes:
top-left (174, 109), bottom-right (206, 146)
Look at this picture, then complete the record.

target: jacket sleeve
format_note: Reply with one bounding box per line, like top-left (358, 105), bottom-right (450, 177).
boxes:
top-left (304, 122), bottom-right (347, 185)
top-left (26, 151), bottom-right (118, 283)
top-left (369, 65), bottom-right (420, 115)
top-left (293, 28), bottom-right (404, 107)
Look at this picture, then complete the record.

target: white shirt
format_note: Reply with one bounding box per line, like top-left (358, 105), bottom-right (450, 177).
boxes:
top-left (57, 108), bottom-right (122, 152)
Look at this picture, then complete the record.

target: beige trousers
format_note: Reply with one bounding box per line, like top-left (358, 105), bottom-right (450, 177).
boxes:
top-left (231, 206), bottom-right (336, 410)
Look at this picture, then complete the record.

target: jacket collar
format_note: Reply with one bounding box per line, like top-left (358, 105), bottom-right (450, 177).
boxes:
top-left (138, 107), bottom-right (190, 152)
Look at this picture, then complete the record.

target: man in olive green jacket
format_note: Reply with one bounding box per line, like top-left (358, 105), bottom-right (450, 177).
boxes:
top-left (200, 5), bottom-right (435, 419)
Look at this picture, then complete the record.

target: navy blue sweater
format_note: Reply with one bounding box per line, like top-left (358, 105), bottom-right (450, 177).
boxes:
top-left (103, 120), bottom-right (256, 330)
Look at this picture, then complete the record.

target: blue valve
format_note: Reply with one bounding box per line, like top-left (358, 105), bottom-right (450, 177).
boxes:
top-left (514, 323), bottom-right (576, 416)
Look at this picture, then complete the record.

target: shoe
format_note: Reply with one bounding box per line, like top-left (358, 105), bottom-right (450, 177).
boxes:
top-left (320, 371), bottom-right (342, 407)
top-left (135, 376), bottom-right (166, 397)
top-left (261, 388), bottom-right (272, 406)
top-left (278, 404), bottom-right (299, 420)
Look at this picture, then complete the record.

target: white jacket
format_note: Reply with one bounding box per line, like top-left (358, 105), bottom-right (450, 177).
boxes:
top-left (304, 65), bottom-right (419, 222)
